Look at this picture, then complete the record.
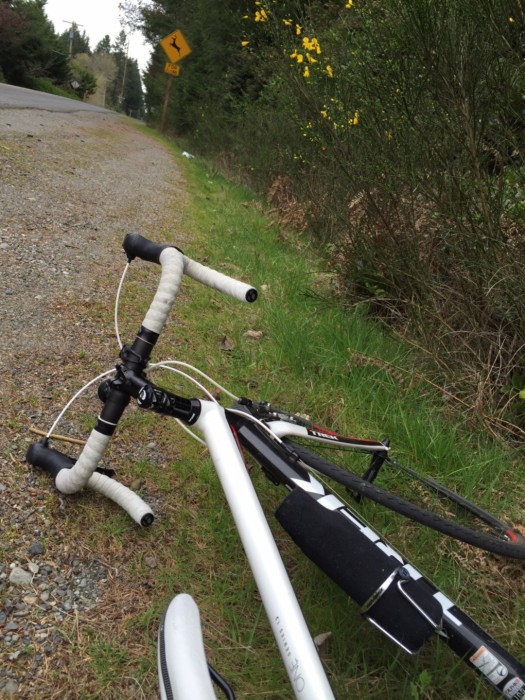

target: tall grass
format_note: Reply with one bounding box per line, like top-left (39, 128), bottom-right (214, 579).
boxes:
top-left (132, 151), bottom-right (522, 699)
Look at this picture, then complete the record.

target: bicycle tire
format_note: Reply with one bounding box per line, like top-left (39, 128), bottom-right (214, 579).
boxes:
top-left (283, 439), bottom-right (525, 559)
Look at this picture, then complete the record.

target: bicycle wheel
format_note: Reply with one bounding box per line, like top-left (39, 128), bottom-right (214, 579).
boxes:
top-left (283, 439), bottom-right (525, 559)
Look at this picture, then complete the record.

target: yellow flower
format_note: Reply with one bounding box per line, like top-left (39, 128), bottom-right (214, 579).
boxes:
top-left (326, 64), bottom-right (334, 78)
top-left (296, 23), bottom-right (302, 35)
top-left (241, 41), bottom-right (249, 47)
top-left (306, 53), bottom-right (318, 63)
top-left (345, 0), bottom-right (353, 7)
top-left (302, 37), bottom-right (321, 54)
top-left (255, 8), bottom-right (268, 22)
top-left (290, 51), bottom-right (305, 64)
top-left (283, 18), bottom-right (292, 26)
top-left (349, 111), bottom-right (359, 125)
top-left (509, 16), bottom-right (515, 21)
top-left (303, 66), bottom-right (310, 78)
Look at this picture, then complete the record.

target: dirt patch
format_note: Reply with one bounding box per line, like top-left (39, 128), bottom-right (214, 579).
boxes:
top-left (0, 109), bottom-right (188, 698)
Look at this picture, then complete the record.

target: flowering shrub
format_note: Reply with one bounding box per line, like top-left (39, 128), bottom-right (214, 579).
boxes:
top-left (143, 0), bottom-right (525, 424)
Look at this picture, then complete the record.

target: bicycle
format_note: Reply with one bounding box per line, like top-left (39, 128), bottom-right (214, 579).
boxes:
top-left (26, 234), bottom-right (525, 699)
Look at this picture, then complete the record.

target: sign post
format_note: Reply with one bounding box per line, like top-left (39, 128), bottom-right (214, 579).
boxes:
top-left (159, 29), bottom-right (192, 133)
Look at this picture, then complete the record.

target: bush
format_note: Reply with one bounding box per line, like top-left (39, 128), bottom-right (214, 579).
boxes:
top-left (142, 0), bottom-right (525, 431)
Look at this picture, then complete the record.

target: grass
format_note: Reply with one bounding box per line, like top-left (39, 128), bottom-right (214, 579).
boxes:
top-left (25, 129), bottom-right (524, 699)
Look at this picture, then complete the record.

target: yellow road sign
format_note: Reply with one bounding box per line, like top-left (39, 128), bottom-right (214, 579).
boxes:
top-left (160, 30), bottom-right (191, 64)
top-left (164, 62), bottom-right (180, 76)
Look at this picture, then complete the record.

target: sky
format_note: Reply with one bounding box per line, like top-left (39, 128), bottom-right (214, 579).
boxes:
top-left (44, 0), bottom-right (153, 72)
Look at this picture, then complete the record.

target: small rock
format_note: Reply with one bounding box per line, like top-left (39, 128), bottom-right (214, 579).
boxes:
top-left (144, 556), bottom-right (157, 569)
top-left (27, 562), bottom-right (39, 575)
top-left (27, 542), bottom-right (44, 556)
top-left (0, 679), bottom-right (19, 695)
top-left (9, 566), bottom-right (32, 587)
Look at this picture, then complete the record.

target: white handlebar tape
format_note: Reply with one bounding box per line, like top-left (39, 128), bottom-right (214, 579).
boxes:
top-left (183, 257), bottom-right (256, 302)
top-left (53, 429), bottom-right (154, 525)
top-left (87, 472), bottom-right (154, 526)
top-left (143, 248), bottom-right (185, 334)
top-left (55, 429), bottom-right (111, 494)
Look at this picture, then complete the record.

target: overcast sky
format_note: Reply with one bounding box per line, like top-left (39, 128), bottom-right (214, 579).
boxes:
top-left (44, 0), bottom-right (153, 71)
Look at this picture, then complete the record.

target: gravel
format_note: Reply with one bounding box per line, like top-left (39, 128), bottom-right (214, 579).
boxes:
top-left (0, 108), bottom-right (188, 698)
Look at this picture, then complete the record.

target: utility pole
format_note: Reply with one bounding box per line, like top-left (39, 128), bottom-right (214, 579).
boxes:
top-left (62, 20), bottom-right (84, 59)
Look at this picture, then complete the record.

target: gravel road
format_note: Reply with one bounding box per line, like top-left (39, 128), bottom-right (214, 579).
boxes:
top-left (0, 109), bottom-right (187, 698)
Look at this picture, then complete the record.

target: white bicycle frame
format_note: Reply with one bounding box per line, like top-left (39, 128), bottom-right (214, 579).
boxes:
top-left (188, 400), bottom-right (335, 699)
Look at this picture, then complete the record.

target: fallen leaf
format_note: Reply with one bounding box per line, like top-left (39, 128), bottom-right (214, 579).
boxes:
top-left (220, 335), bottom-right (235, 352)
top-left (244, 330), bottom-right (263, 340)
top-left (314, 631), bottom-right (332, 649)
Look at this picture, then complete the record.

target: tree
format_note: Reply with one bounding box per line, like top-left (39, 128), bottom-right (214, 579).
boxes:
top-left (106, 30), bottom-right (129, 107)
top-left (69, 55), bottom-right (97, 98)
top-left (95, 35), bottom-right (112, 54)
top-left (141, 0), bottom-right (254, 132)
top-left (0, 0), bottom-right (70, 87)
top-left (81, 51), bottom-right (118, 107)
top-left (91, 29), bottom-right (145, 113)
top-left (122, 58), bottom-right (144, 117)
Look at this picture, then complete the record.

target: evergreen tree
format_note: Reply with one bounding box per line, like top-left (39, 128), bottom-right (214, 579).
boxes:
top-left (0, 0), bottom-right (70, 87)
top-left (107, 29), bottom-right (129, 106)
top-left (95, 35), bottom-right (112, 54)
top-left (123, 58), bottom-right (144, 117)
top-left (141, 0), bottom-right (254, 132)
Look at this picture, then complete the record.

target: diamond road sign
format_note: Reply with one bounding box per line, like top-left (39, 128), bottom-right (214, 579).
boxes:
top-left (160, 30), bottom-right (192, 64)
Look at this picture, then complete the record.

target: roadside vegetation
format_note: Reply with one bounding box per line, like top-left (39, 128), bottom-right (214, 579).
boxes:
top-left (136, 0), bottom-right (525, 440)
